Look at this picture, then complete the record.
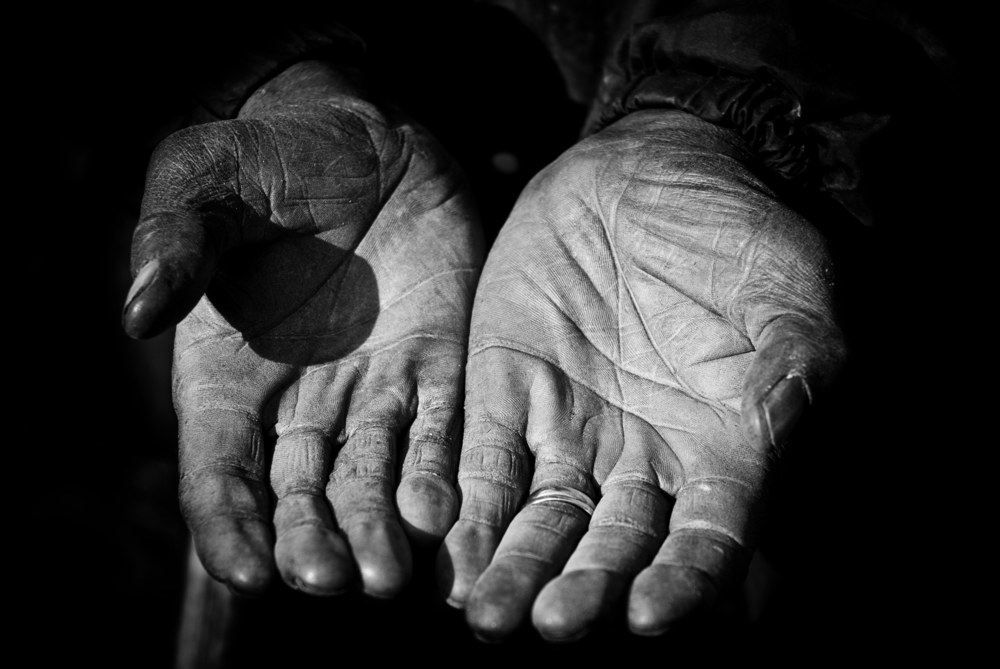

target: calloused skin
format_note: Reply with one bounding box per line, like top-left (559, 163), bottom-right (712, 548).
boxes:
top-left (123, 60), bottom-right (484, 597)
top-left (437, 110), bottom-right (845, 641)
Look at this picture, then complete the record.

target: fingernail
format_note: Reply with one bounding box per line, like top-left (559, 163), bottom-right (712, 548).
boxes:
top-left (124, 259), bottom-right (159, 309)
top-left (761, 376), bottom-right (808, 449)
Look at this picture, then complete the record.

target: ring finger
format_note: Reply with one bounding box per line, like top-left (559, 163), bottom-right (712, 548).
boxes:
top-left (464, 363), bottom-right (609, 641)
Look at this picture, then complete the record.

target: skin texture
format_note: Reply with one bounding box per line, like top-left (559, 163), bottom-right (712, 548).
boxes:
top-left (123, 61), bottom-right (484, 597)
top-left (437, 110), bottom-right (845, 641)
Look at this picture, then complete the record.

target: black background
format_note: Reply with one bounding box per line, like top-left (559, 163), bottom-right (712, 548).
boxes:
top-left (17, 1), bottom-right (978, 665)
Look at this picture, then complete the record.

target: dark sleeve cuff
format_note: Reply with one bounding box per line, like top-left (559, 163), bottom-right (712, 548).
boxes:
top-left (587, 0), bottom-right (937, 226)
top-left (188, 22), bottom-right (365, 125)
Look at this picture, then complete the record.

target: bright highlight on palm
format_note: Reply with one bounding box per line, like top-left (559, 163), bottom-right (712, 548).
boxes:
top-left (438, 110), bottom-right (844, 641)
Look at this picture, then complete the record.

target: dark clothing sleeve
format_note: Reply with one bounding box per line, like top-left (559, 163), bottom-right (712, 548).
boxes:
top-left (182, 1), bottom-right (941, 227)
top-left (584, 0), bottom-right (936, 226)
top-left (502, 0), bottom-right (940, 227)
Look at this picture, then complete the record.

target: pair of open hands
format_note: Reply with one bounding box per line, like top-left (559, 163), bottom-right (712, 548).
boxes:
top-left (124, 61), bottom-right (844, 642)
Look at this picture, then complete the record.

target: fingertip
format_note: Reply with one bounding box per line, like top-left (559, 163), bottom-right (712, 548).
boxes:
top-left (125, 259), bottom-right (159, 308)
top-left (627, 564), bottom-right (717, 636)
top-left (294, 567), bottom-right (345, 596)
top-left (208, 539), bottom-right (275, 598)
top-left (359, 569), bottom-right (409, 599)
top-left (347, 521), bottom-right (412, 598)
top-left (124, 217), bottom-right (219, 339)
top-left (436, 520), bottom-right (502, 608)
top-left (397, 473), bottom-right (459, 547)
top-left (122, 261), bottom-right (204, 339)
top-left (465, 561), bottom-right (538, 643)
top-left (466, 602), bottom-right (517, 643)
top-left (226, 560), bottom-right (275, 597)
top-left (191, 515), bottom-right (275, 597)
top-left (465, 572), bottom-right (531, 643)
top-left (276, 526), bottom-right (354, 596)
top-left (532, 570), bottom-right (625, 643)
top-left (122, 259), bottom-right (163, 339)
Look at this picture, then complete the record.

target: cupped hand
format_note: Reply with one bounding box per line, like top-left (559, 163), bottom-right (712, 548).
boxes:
top-left (438, 110), bottom-right (844, 641)
top-left (123, 61), bottom-right (483, 597)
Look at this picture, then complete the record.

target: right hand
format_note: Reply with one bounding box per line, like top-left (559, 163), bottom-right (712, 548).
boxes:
top-left (123, 60), bottom-right (484, 597)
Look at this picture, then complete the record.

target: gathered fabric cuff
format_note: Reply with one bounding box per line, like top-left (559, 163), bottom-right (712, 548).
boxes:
top-left (188, 22), bottom-right (365, 126)
top-left (587, 0), bottom-right (934, 225)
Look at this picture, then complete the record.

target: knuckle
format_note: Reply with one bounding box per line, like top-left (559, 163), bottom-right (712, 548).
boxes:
top-left (401, 439), bottom-right (456, 477)
top-left (458, 440), bottom-right (529, 485)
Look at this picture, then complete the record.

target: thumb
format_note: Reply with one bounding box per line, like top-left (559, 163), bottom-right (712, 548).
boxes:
top-left (740, 314), bottom-right (845, 457)
top-left (123, 123), bottom-right (262, 339)
top-left (123, 214), bottom-right (221, 339)
top-left (734, 209), bottom-right (846, 457)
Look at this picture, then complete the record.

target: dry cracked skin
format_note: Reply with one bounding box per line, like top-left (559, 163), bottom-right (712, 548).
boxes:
top-left (124, 61), bottom-right (843, 641)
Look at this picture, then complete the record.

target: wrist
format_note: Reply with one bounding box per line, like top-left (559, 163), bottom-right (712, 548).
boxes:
top-left (238, 60), bottom-right (372, 119)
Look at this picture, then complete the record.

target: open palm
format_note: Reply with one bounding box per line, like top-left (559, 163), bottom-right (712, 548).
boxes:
top-left (124, 61), bottom-right (483, 597)
top-left (439, 110), bottom-right (844, 640)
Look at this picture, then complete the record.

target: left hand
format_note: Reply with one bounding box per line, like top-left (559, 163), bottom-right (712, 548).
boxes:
top-left (437, 109), bottom-right (845, 641)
